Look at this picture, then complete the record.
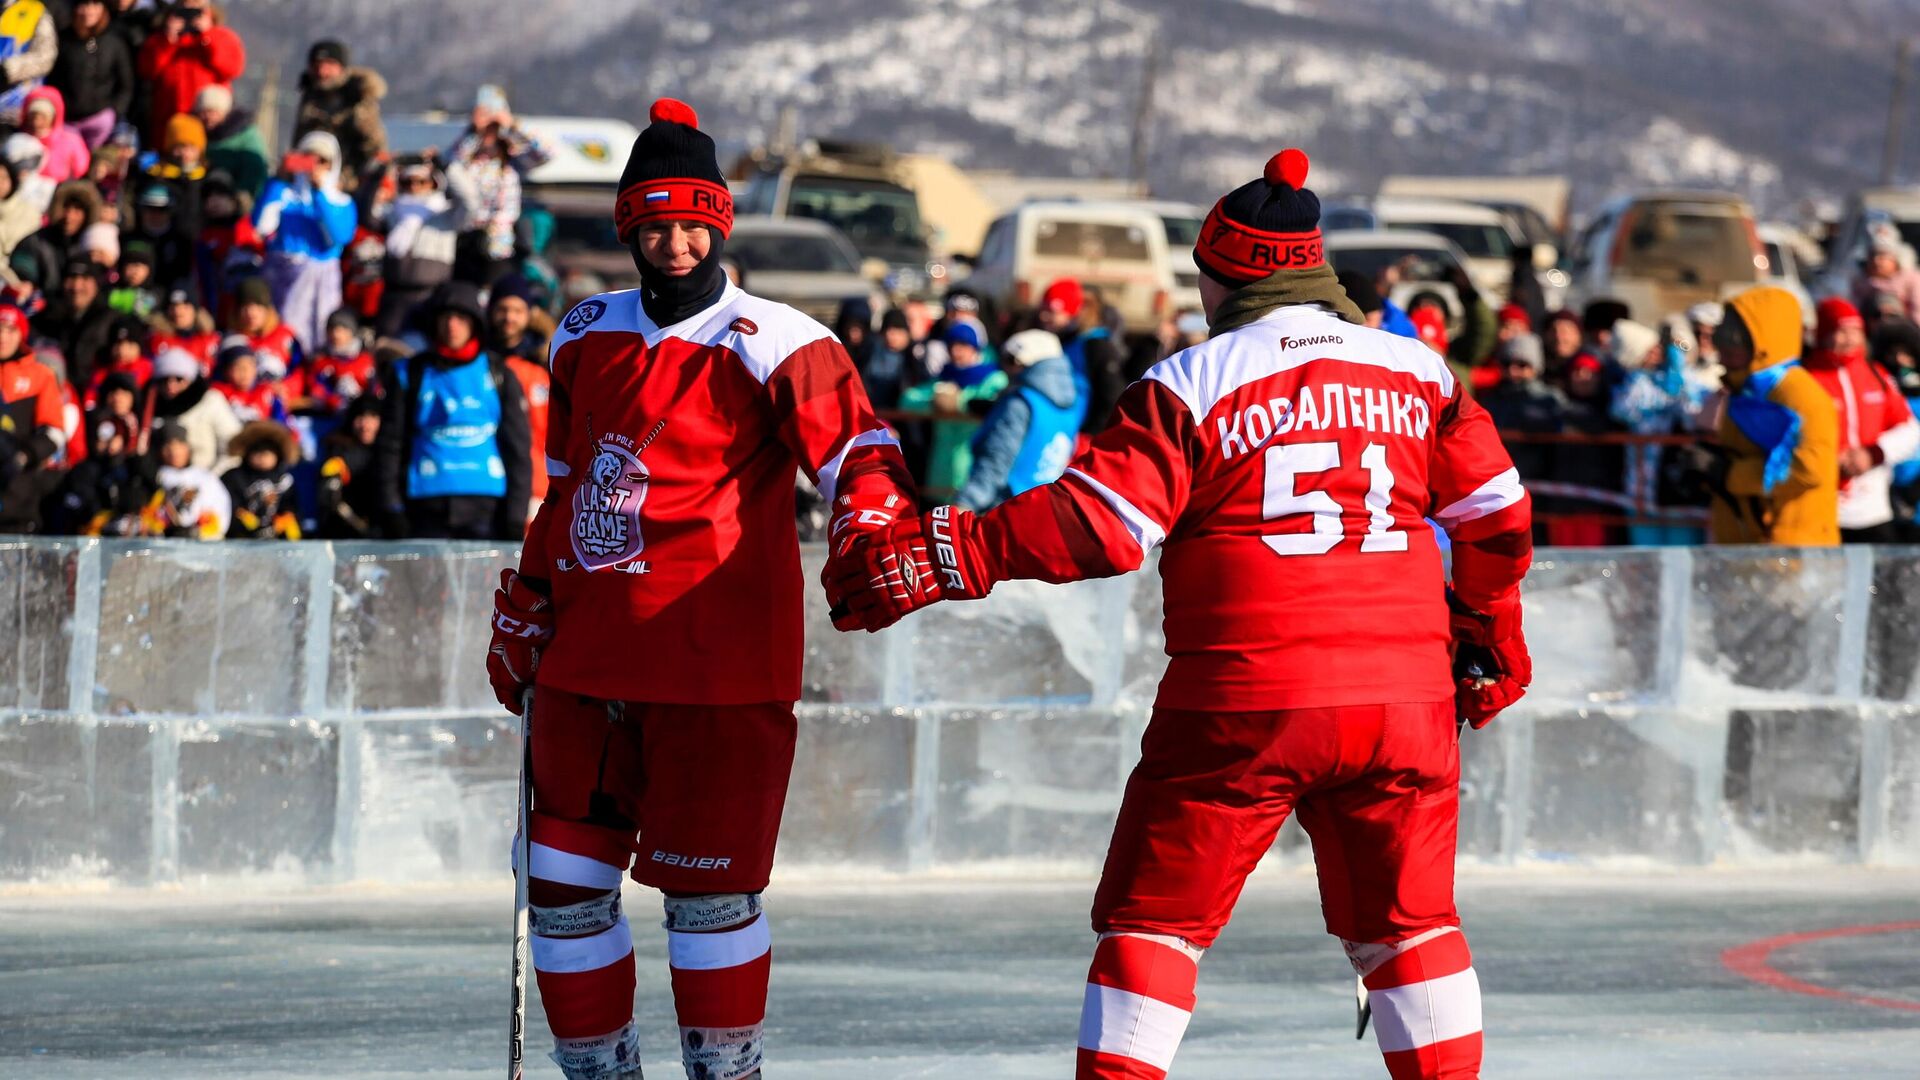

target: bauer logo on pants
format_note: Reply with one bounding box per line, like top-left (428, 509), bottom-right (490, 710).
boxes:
top-left (571, 430), bottom-right (650, 571)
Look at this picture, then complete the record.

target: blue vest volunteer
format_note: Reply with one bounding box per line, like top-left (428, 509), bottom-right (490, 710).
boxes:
top-left (1005, 381), bottom-right (1084, 495)
top-left (397, 353), bottom-right (508, 499)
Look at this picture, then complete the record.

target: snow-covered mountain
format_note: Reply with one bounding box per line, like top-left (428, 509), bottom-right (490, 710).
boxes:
top-left (228, 0), bottom-right (1920, 217)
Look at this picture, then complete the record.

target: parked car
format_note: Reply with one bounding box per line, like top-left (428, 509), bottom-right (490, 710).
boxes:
top-left (1136, 199), bottom-right (1206, 314)
top-left (1566, 191), bottom-right (1766, 324)
top-left (966, 200), bottom-right (1186, 337)
top-left (734, 141), bottom-right (944, 299)
top-left (1758, 223), bottom-right (1817, 328)
top-left (1815, 188), bottom-right (1920, 301)
top-left (1372, 196), bottom-right (1522, 302)
top-left (1324, 229), bottom-right (1470, 334)
top-left (726, 216), bottom-right (885, 327)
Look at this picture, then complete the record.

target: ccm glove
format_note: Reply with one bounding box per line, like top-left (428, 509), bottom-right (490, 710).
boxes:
top-left (486, 569), bottom-right (553, 714)
top-left (822, 491), bottom-right (909, 615)
top-left (832, 505), bottom-right (995, 632)
top-left (1448, 591), bottom-right (1530, 729)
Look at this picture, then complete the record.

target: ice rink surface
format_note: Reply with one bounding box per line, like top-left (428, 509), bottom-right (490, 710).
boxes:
top-left (5, 868), bottom-right (1920, 1079)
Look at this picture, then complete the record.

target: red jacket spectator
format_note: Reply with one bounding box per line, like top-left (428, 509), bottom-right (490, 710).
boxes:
top-left (503, 354), bottom-right (549, 504)
top-left (1805, 298), bottom-right (1920, 535)
top-left (135, 2), bottom-right (243, 141)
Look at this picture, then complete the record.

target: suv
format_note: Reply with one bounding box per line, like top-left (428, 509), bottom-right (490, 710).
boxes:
top-left (1372, 196), bottom-right (1521, 303)
top-left (967, 200), bottom-right (1196, 337)
top-left (735, 141), bottom-right (941, 298)
top-left (1567, 191), bottom-right (1765, 323)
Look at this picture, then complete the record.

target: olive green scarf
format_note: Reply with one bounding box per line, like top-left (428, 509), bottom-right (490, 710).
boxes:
top-left (1206, 264), bottom-right (1366, 335)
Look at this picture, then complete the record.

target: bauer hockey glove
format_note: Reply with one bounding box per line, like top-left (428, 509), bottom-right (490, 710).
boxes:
top-left (822, 490), bottom-right (910, 614)
top-left (487, 569), bottom-right (553, 714)
top-left (832, 505), bottom-right (995, 632)
top-left (1448, 591), bottom-right (1530, 728)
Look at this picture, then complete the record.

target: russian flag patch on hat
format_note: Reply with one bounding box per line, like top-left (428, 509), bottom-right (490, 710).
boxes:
top-left (645, 190), bottom-right (671, 205)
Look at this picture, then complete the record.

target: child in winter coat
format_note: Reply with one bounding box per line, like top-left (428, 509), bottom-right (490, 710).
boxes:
top-left (152, 286), bottom-right (221, 374)
top-left (22, 87), bottom-right (90, 184)
top-left (225, 275), bottom-right (302, 377)
top-left (210, 337), bottom-right (287, 425)
top-left (52, 412), bottom-right (156, 535)
top-left (222, 419), bottom-right (301, 540)
top-left (108, 242), bottom-right (162, 316)
top-left (84, 315), bottom-right (151, 408)
top-left (284, 307), bottom-right (373, 417)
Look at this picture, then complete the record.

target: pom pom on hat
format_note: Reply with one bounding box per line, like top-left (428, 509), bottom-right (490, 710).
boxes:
top-left (1264, 148), bottom-right (1310, 190)
top-left (650, 98), bottom-right (699, 128)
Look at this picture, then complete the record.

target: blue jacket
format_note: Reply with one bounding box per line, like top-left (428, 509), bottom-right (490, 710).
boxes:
top-left (1381, 300), bottom-right (1419, 340)
top-left (254, 177), bottom-right (358, 261)
top-left (957, 355), bottom-right (1084, 511)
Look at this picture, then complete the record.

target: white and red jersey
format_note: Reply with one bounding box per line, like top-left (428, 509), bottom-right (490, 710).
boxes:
top-left (1804, 350), bottom-right (1920, 530)
top-left (524, 280), bottom-right (912, 705)
top-left (977, 305), bottom-right (1531, 712)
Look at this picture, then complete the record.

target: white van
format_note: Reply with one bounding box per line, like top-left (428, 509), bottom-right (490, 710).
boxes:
top-left (966, 200), bottom-right (1201, 334)
top-left (1372, 196), bottom-right (1521, 302)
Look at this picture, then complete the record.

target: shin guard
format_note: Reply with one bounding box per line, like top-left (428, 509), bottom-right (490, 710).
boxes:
top-left (1348, 927), bottom-right (1483, 1080)
top-left (1076, 931), bottom-right (1203, 1079)
top-left (663, 893), bottom-right (769, 1080)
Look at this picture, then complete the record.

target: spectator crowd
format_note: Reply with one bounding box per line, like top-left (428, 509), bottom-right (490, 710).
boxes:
top-left (0, 0), bottom-right (1914, 550)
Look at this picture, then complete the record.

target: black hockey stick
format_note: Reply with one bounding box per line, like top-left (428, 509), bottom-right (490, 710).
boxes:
top-left (510, 688), bottom-right (534, 1079)
top-left (1356, 973), bottom-right (1371, 1039)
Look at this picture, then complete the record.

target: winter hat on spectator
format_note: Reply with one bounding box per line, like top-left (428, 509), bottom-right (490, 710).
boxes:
top-left (945, 320), bottom-right (984, 352)
top-left (614, 98), bottom-right (732, 243)
top-left (105, 315), bottom-right (145, 352)
top-left (1582, 298), bottom-right (1631, 334)
top-left (99, 370), bottom-right (138, 400)
top-left (1497, 333), bottom-right (1544, 371)
top-left (488, 274), bottom-right (537, 310)
top-left (1194, 148), bottom-right (1325, 285)
top-left (234, 276), bottom-right (273, 309)
top-left (136, 183), bottom-right (173, 209)
top-left (78, 222), bottom-right (120, 263)
top-left (1816, 297), bottom-right (1865, 340)
top-left (1040, 279), bottom-right (1084, 318)
top-left (309, 40), bottom-right (349, 67)
top-left (153, 422), bottom-right (190, 454)
top-left (194, 84), bottom-right (233, 116)
top-left (230, 420), bottom-right (301, 467)
top-left (880, 308), bottom-right (910, 333)
top-left (1611, 320), bottom-right (1660, 367)
top-left (164, 286), bottom-right (195, 310)
top-left (163, 114), bottom-right (207, 154)
top-left (1002, 329), bottom-right (1065, 368)
top-left (430, 281), bottom-right (487, 327)
top-left (1498, 303), bottom-right (1532, 331)
top-left (1686, 302), bottom-right (1724, 330)
top-left (0, 302), bottom-right (27, 338)
top-left (1410, 305), bottom-right (1448, 353)
top-left (945, 292), bottom-right (981, 316)
top-left (152, 348), bottom-right (200, 381)
top-left (63, 258), bottom-right (104, 283)
top-left (120, 240), bottom-right (155, 270)
top-left (1336, 270), bottom-right (1382, 315)
top-left (326, 308), bottom-right (359, 335)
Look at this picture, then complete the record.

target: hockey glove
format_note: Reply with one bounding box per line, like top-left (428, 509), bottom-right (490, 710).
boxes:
top-left (487, 569), bottom-right (553, 715)
top-left (1448, 591), bottom-right (1530, 728)
top-left (822, 490), bottom-right (909, 615)
top-left (831, 505), bottom-right (994, 632)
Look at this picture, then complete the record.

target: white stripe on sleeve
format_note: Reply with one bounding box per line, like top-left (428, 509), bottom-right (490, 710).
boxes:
top-left (1065, 468), bottom-right (1168, 554)
top-left (816, 427), bottom-right (902, 504)
top-left (1434, 468), bottom-right (1525, 531)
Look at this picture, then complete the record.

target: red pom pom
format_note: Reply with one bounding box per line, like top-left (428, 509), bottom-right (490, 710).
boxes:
top-left (650, 97), bottom-right (699, 129)
top-left (1264, 148), bottom-right (1310, 189)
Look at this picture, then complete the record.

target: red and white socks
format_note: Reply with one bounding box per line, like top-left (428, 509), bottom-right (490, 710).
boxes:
top-left (1076, 931), bottom-right (1204, 1079)
top-left (664, 893), bottom-right (771, 1080)
top-left (525, 814), bottom-right (643, 1079)
top-left (1347, 926), bottom-right (1484, 1079)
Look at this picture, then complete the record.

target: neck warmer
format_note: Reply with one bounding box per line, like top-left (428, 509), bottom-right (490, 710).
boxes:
top-left (1207, 263), bottom-right (1365, 335)
top-left (436, 337), bottom-right (482, 364)
top-left (632, 230), bottom-right (727, 328)
top-left (944, 358), bottom-right (998, 389)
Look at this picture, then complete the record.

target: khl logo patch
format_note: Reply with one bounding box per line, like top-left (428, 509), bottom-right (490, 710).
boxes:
top-left (562, 299), bottom-right (608, 335)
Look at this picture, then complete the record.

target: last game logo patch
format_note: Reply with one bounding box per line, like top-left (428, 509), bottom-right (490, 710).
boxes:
top-left (570, 417), bottom-right (650, 572)
top-left (563, 299), bottom-right (608, 335)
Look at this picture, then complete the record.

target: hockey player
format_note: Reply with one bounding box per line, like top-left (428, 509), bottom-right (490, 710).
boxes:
top-left (484, 99), bottom-right (915, 1080)
top-left (833, 150), bottom-right (1531, 1079)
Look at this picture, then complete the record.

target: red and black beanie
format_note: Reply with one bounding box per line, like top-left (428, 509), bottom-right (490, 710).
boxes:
top-left (614, 98), bottom-right (734, 243)
top-left (1194, 148), bottom-right (1325, 286)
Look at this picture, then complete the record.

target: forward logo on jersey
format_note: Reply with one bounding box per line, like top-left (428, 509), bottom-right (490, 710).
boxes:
top-left (571, 416), bottom-right (651, 571)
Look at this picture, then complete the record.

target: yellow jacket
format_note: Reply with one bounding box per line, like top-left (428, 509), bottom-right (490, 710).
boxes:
top-left (1711, 287), bottom-right (1839, 546)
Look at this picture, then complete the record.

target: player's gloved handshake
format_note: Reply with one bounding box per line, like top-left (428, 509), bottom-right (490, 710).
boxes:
top-left (828, 505), bottom-right (995, 632)
top-left (487, 569), bottom-right (553, 715)
top-left (1447, 590), bottom-right (1530, 728)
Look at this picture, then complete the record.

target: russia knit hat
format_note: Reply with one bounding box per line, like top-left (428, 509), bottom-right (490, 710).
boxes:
top-left (1194, 148), bottom-right (1325, 286)
top-left (614, 98), bottom-right (732, 243)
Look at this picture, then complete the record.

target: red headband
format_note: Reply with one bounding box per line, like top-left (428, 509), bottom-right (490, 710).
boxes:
top-left (614, 177), bottom-right (734, 242)
top-left (1193, 200), bottom-right (1324, 283)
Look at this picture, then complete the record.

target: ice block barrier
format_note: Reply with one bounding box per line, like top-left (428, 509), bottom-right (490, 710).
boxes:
top-left (2, 539), bottom-right (1918, 885)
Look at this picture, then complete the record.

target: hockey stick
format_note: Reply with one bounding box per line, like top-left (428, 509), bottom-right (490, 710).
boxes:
top-left (510, 687), bottom-right (534, 1079)
top-left (1355, 973), bottom-right (1371, 1039)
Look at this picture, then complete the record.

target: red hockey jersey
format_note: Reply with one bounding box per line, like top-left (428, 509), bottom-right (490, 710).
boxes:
top-left (976, 305), bottom-right (1531, 712)
top-left (524, 281), bottom-right (912, 705)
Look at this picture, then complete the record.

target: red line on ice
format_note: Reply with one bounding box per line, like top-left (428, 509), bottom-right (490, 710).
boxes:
top-left (1722, 921), bottom-right (1920, 1014)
